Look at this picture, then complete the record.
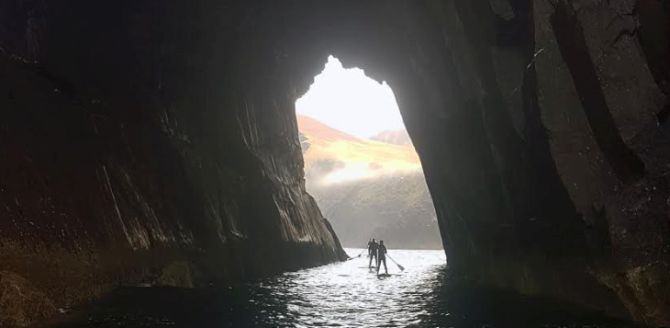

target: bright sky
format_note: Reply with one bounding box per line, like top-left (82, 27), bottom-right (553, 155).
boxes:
top-left (295, 56), bottom-right (404, 139)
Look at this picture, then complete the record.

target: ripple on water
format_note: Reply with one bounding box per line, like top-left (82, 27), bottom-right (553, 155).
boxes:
top-left (243, 249), bottom-right (448, 327)
top-left (53, 249), bottom-right (638, 328)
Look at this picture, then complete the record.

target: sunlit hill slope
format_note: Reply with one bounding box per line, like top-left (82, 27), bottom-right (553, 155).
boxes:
top-left (297, 115), bottom-right (421, 185)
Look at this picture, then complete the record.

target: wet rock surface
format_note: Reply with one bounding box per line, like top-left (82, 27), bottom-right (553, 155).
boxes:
top-left (0, 271), bottom-right (57, 327)
top-left (1, 0), bottom-right (669, 326)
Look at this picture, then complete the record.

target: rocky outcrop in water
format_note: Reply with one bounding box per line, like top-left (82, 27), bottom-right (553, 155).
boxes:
top-left (1, 0), bottom-right (669, 326)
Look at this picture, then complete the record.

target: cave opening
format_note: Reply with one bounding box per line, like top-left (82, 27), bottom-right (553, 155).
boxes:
top-left (294, 55), bottom-right (443, 251)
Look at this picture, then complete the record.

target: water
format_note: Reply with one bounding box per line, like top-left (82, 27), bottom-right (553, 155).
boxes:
top-left (53, 249), bottom-right (636, 328)
top-left (247, 248), bottom-right (447, 327)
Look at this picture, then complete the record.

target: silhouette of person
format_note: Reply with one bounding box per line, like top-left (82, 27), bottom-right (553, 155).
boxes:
top-left (368, 238), bottom-right (378, 268)
top-left (376, 240), bottom-right (388, 275)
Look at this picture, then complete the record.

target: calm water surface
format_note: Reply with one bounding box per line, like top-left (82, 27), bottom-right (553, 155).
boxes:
top-left (252, 248), bottom-right (447, 327)
top-left (55, 249), bottom-right (635, 328)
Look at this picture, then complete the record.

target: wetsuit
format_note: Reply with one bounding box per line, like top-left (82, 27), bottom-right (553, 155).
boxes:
top-left (368, 241), bottom-right (378, 268)
top-left (376, 244), bottom-right (387, 274)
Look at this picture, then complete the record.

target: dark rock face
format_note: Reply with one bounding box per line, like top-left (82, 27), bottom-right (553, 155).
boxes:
top-left (1, 0), bottom-right (669, 326)
top-left (0, 1), bottom-right (346, 325)
top-left (0, 271), bottom-right (57, 327)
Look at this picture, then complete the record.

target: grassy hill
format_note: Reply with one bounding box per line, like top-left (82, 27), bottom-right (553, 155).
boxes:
top-left (298, 115), bottom-right (421, 184)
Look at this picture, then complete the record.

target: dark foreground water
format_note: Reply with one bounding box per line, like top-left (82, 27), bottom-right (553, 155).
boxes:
top-left (51, 249), bottom-right (637, 328)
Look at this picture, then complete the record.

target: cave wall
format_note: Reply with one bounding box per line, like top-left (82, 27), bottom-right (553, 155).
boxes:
top-left (410, 0), bottom-right (670, 324)
top-left (0, 1), bottom-right (346, 326)
top-left (1, 0), bottom-right (670, 326)
top-left (394, 0), bottom-right (670, 324)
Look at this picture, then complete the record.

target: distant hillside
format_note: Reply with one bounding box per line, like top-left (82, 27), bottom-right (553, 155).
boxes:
top-left (298, 115), bottom-right (360, 143)
top-left (309, 172), bottom-right (442, 249)
top-left (371, 129), bottom-right (412, 146)
top-left (297, 115), bottom-right (421, 185)
top-left (297, 114), bottom-right (442, 249)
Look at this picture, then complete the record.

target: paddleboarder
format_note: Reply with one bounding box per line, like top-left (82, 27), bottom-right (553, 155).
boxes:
top-left (376, 240), bottom-right (388, 275)
top-left (368, 238), bottom-right (378, 268)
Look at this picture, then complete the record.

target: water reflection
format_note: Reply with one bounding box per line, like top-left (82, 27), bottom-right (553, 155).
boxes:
top-left (53, 249), bottom-right (636, 328)
top-left (252, 249), bottom-right (446, 327)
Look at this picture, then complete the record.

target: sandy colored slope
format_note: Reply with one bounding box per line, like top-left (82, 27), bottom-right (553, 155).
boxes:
top-left (297, 115), bottom-right (421, 179)
top-left (297, 115), bottom-right (360, 143)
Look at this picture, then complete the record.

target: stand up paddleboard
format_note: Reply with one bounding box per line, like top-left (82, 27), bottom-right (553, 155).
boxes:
top-left (376, 273), bottom-right (397, 279)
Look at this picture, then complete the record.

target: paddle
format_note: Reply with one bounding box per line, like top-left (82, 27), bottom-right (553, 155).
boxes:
top-left (386, 254), bottom-right (405, 271)
top-left (347, 249), bottom-right (366, 261)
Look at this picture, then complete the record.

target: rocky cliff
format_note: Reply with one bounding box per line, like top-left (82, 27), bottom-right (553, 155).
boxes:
top-left (0, 1), bottom-right (347, 326)
top-left (1, 0), bottom-right (669, 326)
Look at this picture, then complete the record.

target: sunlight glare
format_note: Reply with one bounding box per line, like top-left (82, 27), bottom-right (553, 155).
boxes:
top-left (295, 56), bottom-right (403, 139)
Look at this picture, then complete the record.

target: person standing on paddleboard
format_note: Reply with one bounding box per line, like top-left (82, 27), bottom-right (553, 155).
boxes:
top-left (368, 238), bottom-right (378, 268)
top-left (376, 240), bottom-right (388, 275)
